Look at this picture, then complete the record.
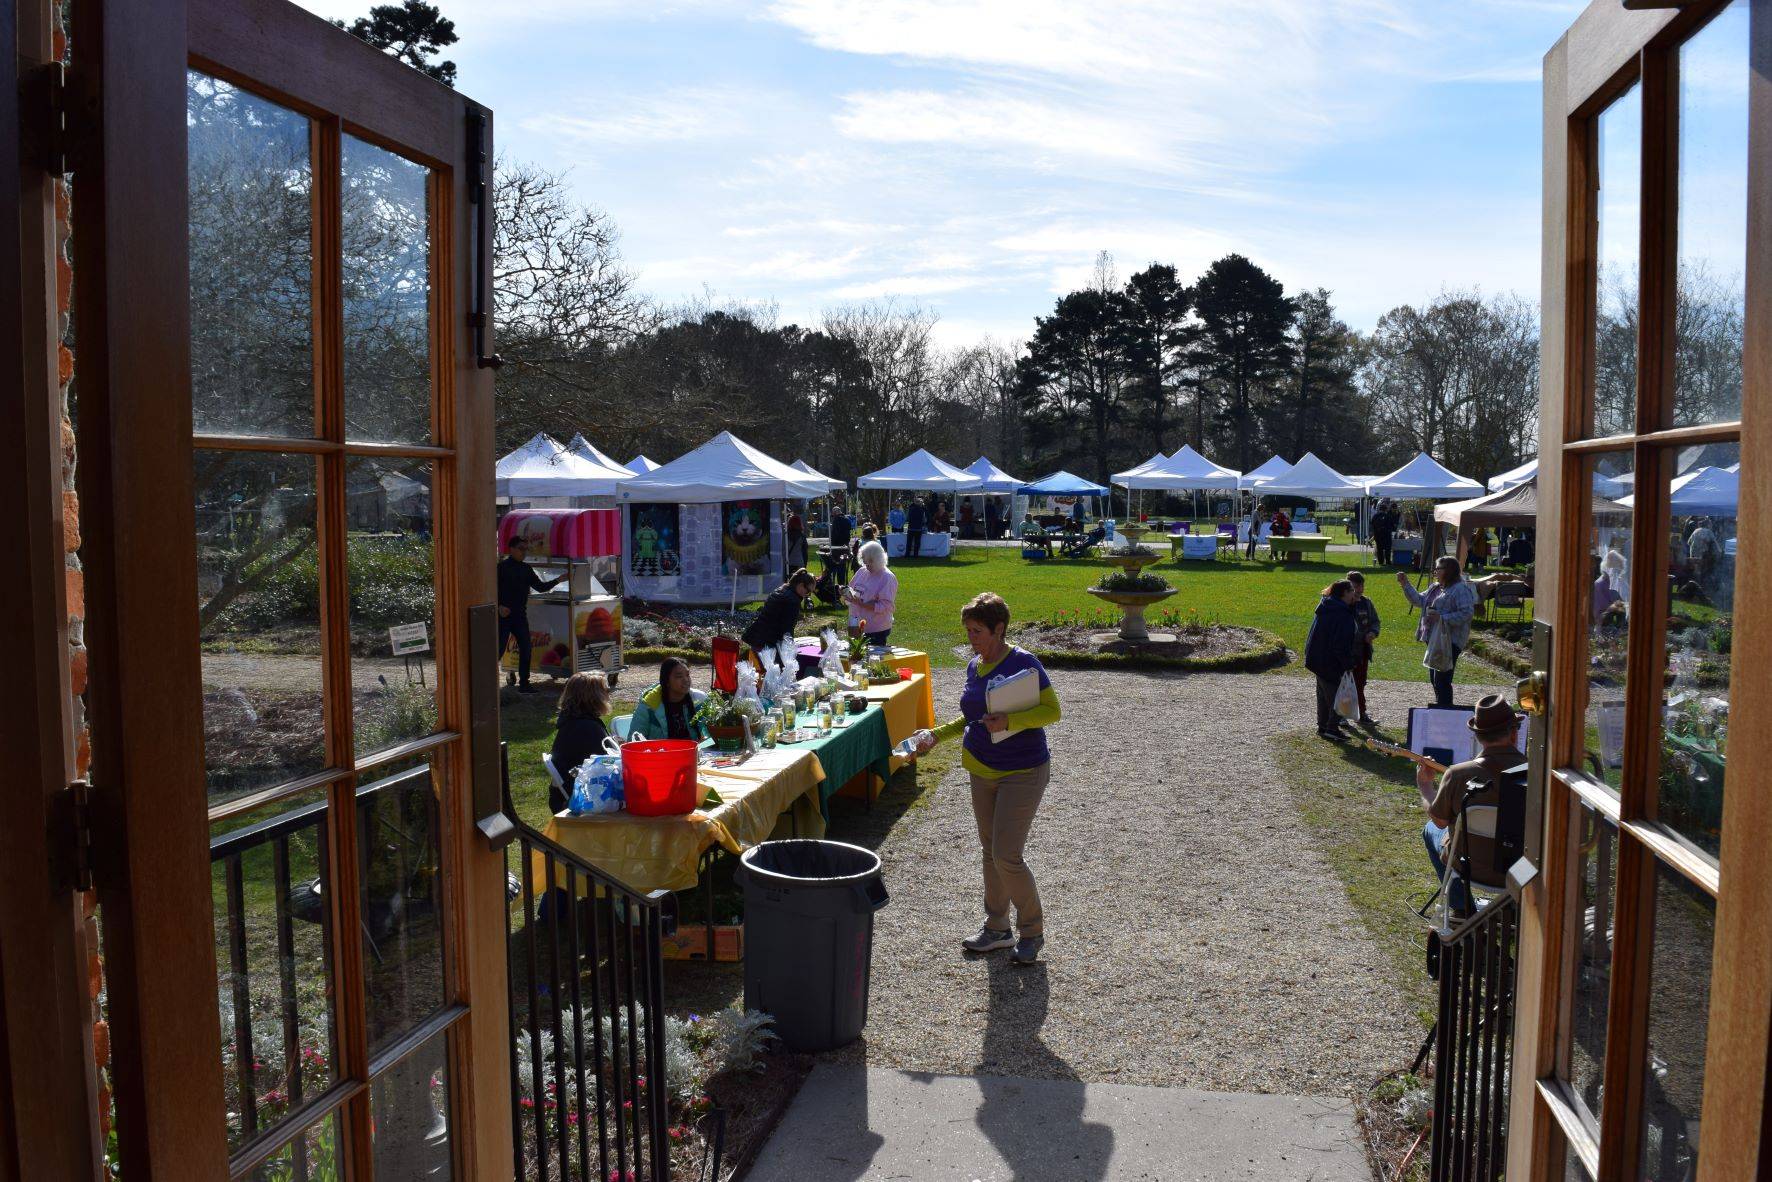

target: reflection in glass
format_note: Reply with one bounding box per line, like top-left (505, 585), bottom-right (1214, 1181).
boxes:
top-left (346, 457), bottom-right (438, 756)
top-left (1581, 453), bottom-right (1633, 790)
top-left (195, 450), bottom-right (326, 804)
top-left (244, 1111), bottom-right (341, 1182)
top-left (1569, 804), bottom-right (1616, 1125)
top-left (371, 1030), bottom-right (453, 1179)
top-left (1594, 83), bottom-right (1642, 438)
top-left (187, 72), bottom-right (315, 439)
top-left (1674, 0), bottom-right (1747, 429)
top-left (210, 789), bottom-right (337, 1154)
top-left (342, 135), bottom-right (432, 444)
top-left (1639, 865), bottom-right (1713, 1180)
top-left (360, 759), bottom-right (448, 1056)
top-left (1655, 442), bottom-right (1737, 857)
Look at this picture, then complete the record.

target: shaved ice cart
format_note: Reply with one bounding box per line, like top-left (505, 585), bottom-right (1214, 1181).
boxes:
top-left (497, 508), bottom-right (626, 688)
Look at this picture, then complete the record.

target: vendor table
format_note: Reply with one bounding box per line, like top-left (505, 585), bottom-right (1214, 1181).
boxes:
top-left (775, 701), bottom-right (894, 815)
top-left (858, 671), bottom-right (935, 778)
top-left (885, 530), bottom-right (952, 558)
top-left (1269, 534), bottom-right (1332, 562)
top-left (539, 747), bottom-right (828, 894)
top-left (1178, 535), bottom-right (1219, 560)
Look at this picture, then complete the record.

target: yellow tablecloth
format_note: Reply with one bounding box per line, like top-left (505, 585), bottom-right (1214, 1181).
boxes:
top-left (865, 672), bottom-right (932, 777)
top-left (880, 649), bottom-right (937, 731)
top-left (536, 748), bottom-right (828, 894)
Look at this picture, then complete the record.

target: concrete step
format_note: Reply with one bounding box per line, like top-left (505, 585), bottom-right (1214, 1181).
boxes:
top-left (745, 1063), bottom-right (1371, 1182)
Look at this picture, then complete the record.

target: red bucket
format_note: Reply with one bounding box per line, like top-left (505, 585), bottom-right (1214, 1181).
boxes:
top-left (621, 739), bottom-right (703, 816)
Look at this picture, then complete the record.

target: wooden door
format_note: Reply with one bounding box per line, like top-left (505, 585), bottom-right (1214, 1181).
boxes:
top-left (67, 0), bottom-right (509, 1176)
top-left (1510, 1), bottom-right (1768, 1178)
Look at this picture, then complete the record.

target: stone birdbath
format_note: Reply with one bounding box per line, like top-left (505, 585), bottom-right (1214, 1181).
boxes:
top-left (1086, 549), bottom-right (1178, 643)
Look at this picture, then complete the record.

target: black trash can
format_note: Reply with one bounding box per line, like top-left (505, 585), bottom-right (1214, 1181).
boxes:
top-left (738, 839), bottom-right (889, 1052)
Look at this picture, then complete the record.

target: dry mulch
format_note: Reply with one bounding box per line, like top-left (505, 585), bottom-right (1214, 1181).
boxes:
top-left (1015, 621), bottom-right (1275, 661)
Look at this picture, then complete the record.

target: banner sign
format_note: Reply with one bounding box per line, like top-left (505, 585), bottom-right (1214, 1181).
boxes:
top-left (722, 499), bottom-right (772, 574)
top-left (388, 622), bottom-right (430, 656)
top-left (629, 503), bottom-right (681, 578)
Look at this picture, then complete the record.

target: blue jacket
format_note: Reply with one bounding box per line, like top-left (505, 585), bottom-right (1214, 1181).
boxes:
top-left (1304, 595), bottom-right (1359, 678)
top-left (628, 685), bottom-right (707, 743)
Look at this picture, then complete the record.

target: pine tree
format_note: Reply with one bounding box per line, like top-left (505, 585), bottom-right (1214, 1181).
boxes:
top-left (1191, 254), bottom-right (1295, 472)
top-left (335, 1), bottom-right (459, 87)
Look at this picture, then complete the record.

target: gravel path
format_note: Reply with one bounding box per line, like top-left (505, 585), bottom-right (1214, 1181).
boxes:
top-left (822, 666), bottom-right (1508, 1100)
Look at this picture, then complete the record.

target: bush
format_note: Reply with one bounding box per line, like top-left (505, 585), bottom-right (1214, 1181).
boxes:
top-left (1094, 569), bottom-right (1172, 593)
top-left (215, 533), bottom-right (434, 635)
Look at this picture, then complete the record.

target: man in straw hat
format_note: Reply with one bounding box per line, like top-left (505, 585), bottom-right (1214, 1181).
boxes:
top-left (1416, 694), bottom-right (1526, 913)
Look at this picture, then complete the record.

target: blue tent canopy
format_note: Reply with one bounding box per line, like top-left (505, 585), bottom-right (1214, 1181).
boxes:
top-left (1016, 470), bottom-right (1111, 497)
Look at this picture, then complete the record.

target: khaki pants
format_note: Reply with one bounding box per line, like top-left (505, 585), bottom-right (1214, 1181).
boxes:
top-left (970, 762), bottom-right (1049, 937)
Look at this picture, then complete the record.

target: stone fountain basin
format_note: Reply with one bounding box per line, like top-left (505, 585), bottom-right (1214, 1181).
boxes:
top-left (1086, 587), bottom-right (1176, 606)
top-left (1086, 586), bottom-right (1178, 643)
top-left (1101, 552), bottom-right (1164, 571)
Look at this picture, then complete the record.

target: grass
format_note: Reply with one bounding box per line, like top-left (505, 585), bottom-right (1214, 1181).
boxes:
top-left (1269, 729), bottom-right (1440, 1029)
top-left (829, 545), bottom-right (1490, 683)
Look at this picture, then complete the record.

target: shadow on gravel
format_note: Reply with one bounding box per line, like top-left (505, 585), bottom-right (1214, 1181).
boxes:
top-left (976, 956), bottom-right (1114, 1180)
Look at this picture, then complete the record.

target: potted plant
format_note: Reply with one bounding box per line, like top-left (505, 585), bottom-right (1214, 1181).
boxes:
top-left (693, 690), bottom-right (762, 752)
top-left (1086, 568), bottom-right (1179, 642)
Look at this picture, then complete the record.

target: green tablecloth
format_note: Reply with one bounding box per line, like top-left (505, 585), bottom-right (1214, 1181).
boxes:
top-left (775, 702), bottom-right (894, 818)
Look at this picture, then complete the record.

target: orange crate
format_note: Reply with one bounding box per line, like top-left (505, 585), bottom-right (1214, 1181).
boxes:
top-left (661, 923), bottom-right (744, 962)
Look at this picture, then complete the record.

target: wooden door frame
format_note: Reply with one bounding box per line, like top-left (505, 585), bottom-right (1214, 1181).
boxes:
top-left (0, 0), bottom-right (107, 1177)
top-left (70, 0), bottom-right (508, 1175)
top-left (1513, 1), bottom-right (1769, 1177)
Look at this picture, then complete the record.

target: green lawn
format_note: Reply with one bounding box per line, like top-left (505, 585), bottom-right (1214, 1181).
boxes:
top-left (867, 545), bottom-right (1486, 684)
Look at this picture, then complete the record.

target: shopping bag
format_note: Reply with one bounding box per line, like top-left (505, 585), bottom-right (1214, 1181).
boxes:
top-left (1334, 671), bottom-right (1359, 719)
top-left (568, 738), bottom-right (626, 815)
top-left (1423, 619), bottom-right (1455, 672)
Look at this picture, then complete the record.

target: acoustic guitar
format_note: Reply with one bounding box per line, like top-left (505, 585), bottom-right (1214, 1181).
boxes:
top-left (1359, 736), bottom-right (1448, 776)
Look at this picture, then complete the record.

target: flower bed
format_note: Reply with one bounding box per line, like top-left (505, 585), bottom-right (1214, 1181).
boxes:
top-left (1015, 608), bottom-right (1288, 671)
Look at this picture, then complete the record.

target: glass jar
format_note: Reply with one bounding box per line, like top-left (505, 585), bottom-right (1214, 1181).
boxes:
top-left (818, 705), bottom-right (833, 733)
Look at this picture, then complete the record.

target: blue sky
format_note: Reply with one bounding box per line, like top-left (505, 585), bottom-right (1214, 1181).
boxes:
top-left (296, 0), bottom-right (1587, 345)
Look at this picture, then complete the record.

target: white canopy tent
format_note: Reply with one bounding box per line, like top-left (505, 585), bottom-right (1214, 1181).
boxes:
top-left (626, 454), bottom-right (661, 473)
top-left (567, 433), bottom-right (636, 476)
top-left (790, 458), bottom-right (846, 494)
top-left (1110, 452), bottom-right (1173, 489)
top-left (497, 432), bottom-right (631, 499)
top-left (619, 431), bottom-right (826, 503)
top-left (1254, 452), bottom-right (1366, 499)
top-left (964, 456), bottom-right (1023, 493)
top-left (1487, 457), bottom-right (1537, 493)
top-left (1621, 465), bottom-right (1739, 516)
top-left (1365, 452), bottom-right (1485, 501)
top-left (1238, 455), bottom-right (1293, 490)
top-left (856, 449), bottom-right (983, 492)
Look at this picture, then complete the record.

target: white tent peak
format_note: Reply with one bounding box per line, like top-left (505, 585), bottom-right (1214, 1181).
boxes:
top-left (619, 430), bottom-right (825, 502)
top-left (964, 456), bottom-right (1023, 493)
top-left (1110, 452), bottom-right (1171, 486)
top-left (1366, 452), bottom-right (1483, 500)
top-left (627, 454), bottom-right (661, 473)
top-left (566, 433), bottom-right (635, 476)
top-left (857, 449), bottom-right (982, 491)
top-left (1238, 455), bottom-right (1293, 489)
top-left (1255, 452), bottom-right (1365, 498)
top-left (496, 432), bottom-right (632, 498)
top-left (790, 458), bottom-right (846, 492)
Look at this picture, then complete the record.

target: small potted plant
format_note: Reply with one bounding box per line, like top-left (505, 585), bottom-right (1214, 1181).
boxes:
top-left (693, 690), bottom-right (763, 753)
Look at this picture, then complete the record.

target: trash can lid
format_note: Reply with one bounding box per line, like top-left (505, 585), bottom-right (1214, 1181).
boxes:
top-left (741, 839), bottom-right (881, 885)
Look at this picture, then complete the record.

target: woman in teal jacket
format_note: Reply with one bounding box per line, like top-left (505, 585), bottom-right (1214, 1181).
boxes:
top-left (628, 657), bottom-right (707, 742)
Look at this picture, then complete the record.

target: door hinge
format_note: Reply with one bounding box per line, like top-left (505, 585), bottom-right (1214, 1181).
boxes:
top-left (21, 62), bottom-right (76, 178)
top-left (54, 779), bottom-right (96, 894)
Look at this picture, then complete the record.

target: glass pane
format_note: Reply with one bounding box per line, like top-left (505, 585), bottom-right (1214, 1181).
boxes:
top-left (347, 456), bottom-right (438, 757)
top-left (211, 789), bottom-right (337, 1153)
top-left (187, 72), bottom-right (315, 439)
top-left (1639, 864), bottom-right (1714, 1180)
top-left (1579, 452), bottom-right (1634, 789)
top-left (1673, 0), bottom-right (1748, 428)
top-left (196, 450), bottom-right (326, 804)
top-left (1594, 82), bottom-right (1642, 438)
top-left (361, 758), bottom-right (449, 1056)
top-left (371, 1029), bottom-right (453, 1179)
top-left (342, 135), bottom-right (432, 444)
top-left (1568, 802), bottom-right (1617, 1125)
top-left (243, 1111), bottom-right (341, 1182)
top-left (1657, 441), bottom-right (1737, 857)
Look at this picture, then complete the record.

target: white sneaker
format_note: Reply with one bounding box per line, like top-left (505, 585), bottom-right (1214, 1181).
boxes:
top-left (961, 925), bottom-right (1014, 953)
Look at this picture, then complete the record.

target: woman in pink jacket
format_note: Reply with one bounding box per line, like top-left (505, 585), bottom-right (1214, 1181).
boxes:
top-left (845, 539), bottom-right (898, 645)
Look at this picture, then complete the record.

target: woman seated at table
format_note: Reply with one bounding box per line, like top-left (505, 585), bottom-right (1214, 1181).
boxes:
top-left (629, 657), bottom-right (708, 743)
top-left (741, 567), bottom-right (816, 657)
top-left (1270, 508), bottom-right (1292, 538)
top-left (549, 672), bottom-right (612, 813)
top-left (845, 540), bottom-right (898, 645)
top-left (1019, 513), bottom-right (1043, 540)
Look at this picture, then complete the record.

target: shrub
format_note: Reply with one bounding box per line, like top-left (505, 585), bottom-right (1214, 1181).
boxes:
top-left (1094, 569), bottom-right (1172, 593)
top-left (214, 533), bottom-right (435, 635)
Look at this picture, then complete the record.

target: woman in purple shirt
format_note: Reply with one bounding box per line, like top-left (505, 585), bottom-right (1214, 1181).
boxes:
top-left (911, 592), bottom-right (1062, 964)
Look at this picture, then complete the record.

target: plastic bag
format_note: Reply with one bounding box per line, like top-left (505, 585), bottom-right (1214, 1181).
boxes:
top-left (1334, 671), bottom-right (1359, 719)
top-left (734, 660), bottom-right (762, 707)
top-left (1423, 619), bottom-right (1455, 672)
top-left (568, 737), bottom-right (625, 815)
top-left (818, 627), bottom-right (846, 680)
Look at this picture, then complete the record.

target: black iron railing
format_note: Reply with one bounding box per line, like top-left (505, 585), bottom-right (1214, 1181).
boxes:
top-left (1431, 891), bottom-right (1519, 1182)
top-left (503, 743), bottom-right (674, 1182)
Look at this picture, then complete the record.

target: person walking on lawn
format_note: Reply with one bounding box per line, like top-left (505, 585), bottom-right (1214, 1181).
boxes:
top-left (906, 496), bottom-right (927, 557)
top-left (1347, 571), bottom-right (1381, 729)
top-left (1399, 557), bottom-right (1478, 708)
top-left (1304, 579), bottom-right (1361, 742)
top-left (910, 592), bottom-right (1061, 966)
top-left (497, 537), bottom-right (564, 693)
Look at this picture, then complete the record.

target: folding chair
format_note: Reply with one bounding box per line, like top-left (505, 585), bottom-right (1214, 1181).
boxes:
top-left (711, 635), bottom-right (741, 694)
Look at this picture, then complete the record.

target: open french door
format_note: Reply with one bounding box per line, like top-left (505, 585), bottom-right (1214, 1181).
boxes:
top-left (1509, 1), bottom-right (1769, 1179)
top-left (53, 0), bottom-right (508, 1176)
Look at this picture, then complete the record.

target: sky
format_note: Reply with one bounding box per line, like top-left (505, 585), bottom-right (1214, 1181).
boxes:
top-left (294, 0), bottom-right (1588, 346)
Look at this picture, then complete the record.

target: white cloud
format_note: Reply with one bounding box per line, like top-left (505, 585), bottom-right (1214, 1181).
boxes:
top-left (520, 87), bottom-right (762, 144)
top-left (826, 274), bottom-right (986, 299)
